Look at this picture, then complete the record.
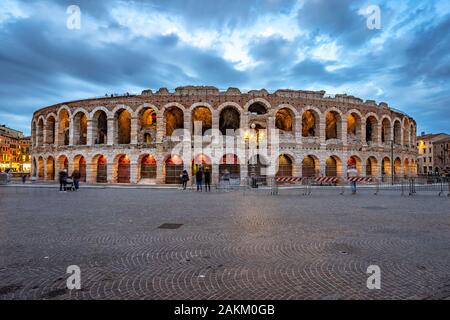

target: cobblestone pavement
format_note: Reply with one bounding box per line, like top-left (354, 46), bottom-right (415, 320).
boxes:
top-left (0, 186), bottom-right (449, 300)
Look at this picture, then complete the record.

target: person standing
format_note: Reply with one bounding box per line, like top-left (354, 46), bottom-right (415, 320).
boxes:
top-left (72, 169), bottom-right (81, 190)
top-left (181, 170), bottom-right (189, 190)
top-left (204, 168), bottom-right (211, 192)
top-left (22, 173), bottom-right (27, 184)
top-left (195, 168), bottom-right (204, 192)
top-left (59, 169), bottom-right (68, 192)
top-left (347, 165), bottom-right (358, 195)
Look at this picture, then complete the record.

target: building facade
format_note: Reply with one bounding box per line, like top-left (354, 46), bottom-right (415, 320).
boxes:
top-left (0, 125), bottom-right (31, 173)
top-left (416, 133), bottom-right (450, 175)
top-left (30, 86), bottom-right (418, 184)
top-left (433, 136), bottom-right (450, 175)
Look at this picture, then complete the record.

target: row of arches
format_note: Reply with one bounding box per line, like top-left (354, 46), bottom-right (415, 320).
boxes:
top-left (32, 103), bottom-right (416, 149)
top-left (33, 153), bottom-right (417, 184)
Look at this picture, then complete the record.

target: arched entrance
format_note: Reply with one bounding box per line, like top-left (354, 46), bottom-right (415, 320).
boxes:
top-left (325, 156), bottom-right (342, 177)
top-left (73, 155), bottom-right (87, 182)
top-left (276, 154), bottom-right (293, 177)
top-left (382, 157), bottom-right (391, 176)
top-left (165, 155), bottom-right (183, 184)
top-left (46, 157), bottom-right (55, 180)
top-left (58, 155), bottom-right (69, 171)
top-left (95, 155), bottom-right (107, 183)
top-left (248, 155), bottom-right (268, 184)
top-left (38, 157), bottom-right (44, 179)
top-left (325, 111), bottom-right (342, 140)
top-left (394, 158), bottom-right (402, 176)
top-left (347, 112), bottom-right (361, 143)
top-left (302, 110), bottom-right (319, 137)
top-left (140, 154), bottom-right (157, 179)
top-left (219, 107), bottom-right (240, 135)
top-left (275, 108), bottom-right (294, 132)
top-left (93, 110), bottom-right (108, 145)
top-left (116, 155), bottom-right (130, 183)
top-left (115, 109), bottom-right (131, 144)
top-left (220, 154), bottom-right (240, 182)
top-left (302, 155), bottom-right (319, 177)
top-left (192, 107), bottom-right (212, 136)
top-left (347, 156), bottom-right (362, 175)
top-left (192, 154), bottom-right (212, 175)
top-left (73, 112), bottom-right (88, 145)
top-left (366, 157), bottom-right (378, 177)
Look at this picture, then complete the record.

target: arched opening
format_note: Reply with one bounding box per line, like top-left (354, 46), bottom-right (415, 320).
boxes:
top-left (115, 109), bottom-right (131, 144)
top-left (38, 157), bottom-right (44, 179)
top-left (46, 156), bottom-right (55, 180)
top-left (276, 154), bottom-right (293, 177)
top-left (116, 155), bottom-right (130, 183)
top-left (37, 118), bottom-right (44, 146)
top-left (248, 154), bottom-right (268, 182)
top-left (302, 110), bottom-right (319, 137)
top-left (93, 110), bottom-right (108, 145)
top-left (164, 155), bottom-right (184, 184)
top-left (45, 116), bottom-right (56, 144)
top-left (381, 118), bottom-right (391, 143)
top-left (366, 157), bottom-right (378, 177)
top-left (365, 116), bottom-right (378, 144)
top-left (192, 154), bottom-right (212, 177)
top-left (32, 157), bottom-right (37, 177)
top-left (275, 108), bottom-right (294, 132)
top-left (347, 113), bottom-right (361, 144)
top-left (93, 155), bottom-right (107, 183)
top-left (248, 102), bottom-right (267, 115)
top-left (165, 106), bottom-right (184, 136)
top-left (192, 107), bottom-right (212, 136)
top-left (394, 157), bottom-right (402, 176)
top-left (325, 111), bottom-right (341, 140)
top-left (404, 159), bottom-right (410, 177)
top-left (139, 107), bottom-right (157, 144)
top-left (57, 155), bottom-right (69, 171)
top-left (347, 156), bottom-right (362, 175)
top-left (403, 121), bottom-right (410, 147)
top-left (58, 109), bottom-right (70, 146)
top-left (73, 155), bottom-right (87, 182)
top-left (382, 157), bottom-right (391, 176)
top-left (393, 120), bottom-right (402, 145)
top-left (73, 112), bottom-right (88, 145)
top-left (325, 156), bottom-right (342, 177)
top-left (409, 124), bottom-right (415, 147)
top-left (140, 154), bottom-right (157, 180)
top-left (32, 121), bottom-right (37, 147)
top-left (302, 155), bottom-right (319, 177)
top-left (219, 107), bottom-right (240, 135)
top-left (220, 154), bottom-right (240, 181)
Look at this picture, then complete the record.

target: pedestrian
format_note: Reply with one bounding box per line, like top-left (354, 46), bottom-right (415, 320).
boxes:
top-left (181, 170), bottom-right (189, 190)
top-left (195, 168), bottom-right (203, 192)
top-left (72, 169), bottom-right (81, 190)
top-left (222, 169), bottom-right (231, 191)
top-left (347, 165), bottom-right (358, 195)
top-left (59, 169), bottom-right (68, 192)
top-left (204, 168), bottom-right (211, 192)
top-left (22, 173), bottom-right (27, 184)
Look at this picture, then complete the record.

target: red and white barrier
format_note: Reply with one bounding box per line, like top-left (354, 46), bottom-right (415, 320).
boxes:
top-left (347, 177), bottom-right (375, 183)
top-left (275, 177), bottom-right (304, 183)
top-left (314, 177), bottom-right (339, 184)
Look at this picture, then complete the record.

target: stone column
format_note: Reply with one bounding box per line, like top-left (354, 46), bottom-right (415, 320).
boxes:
top-left (361, 122), bottom-right (367, 146)
top-left (86, 119), bottom-right (93, 146)
top-left (131, 116), bottom-right (138, 145)
top-left (295, 116), bottom-right (302, 144)
top-left (341, 120), bottom-right (347, 145)
top-left (156, 160), bottom-right (165, 184)
top-left (319, 117), bottom-right (326, 146)
top-left (240, 163), bottom-right (248, 186)
top-left (86, 161), bottom-right (95, 184)
top-left (212, 163), bottom-right (219, 185)
top-left (107, 118), bottom-right (114, 146)
top-left (54, 120), bottom-right (60, 146)
top-left (130, 161), bottom-right (138, 184)
top-left (69, 120), bottom-right (74, 146)
top-left (107, 162), bottom-right (114, 183)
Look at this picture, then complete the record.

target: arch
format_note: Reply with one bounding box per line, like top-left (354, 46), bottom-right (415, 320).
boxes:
top-left (192, 106), bottom-right (212, 136)
top-left (275, 108), bottom-right (294, 132)
top-left (72, 110), bottom-right (88, 145)
top-left (219, 154), bottom-right (240, 181)
top-left (45, 114), bottom-right (56, 145)
top-left (38, 156), bottom-right (44, 179)
top-left (72, 154), bottom-right (87, 182)
top-left (138, 106), bottom-right (157, 144)
top-left (219, 106), bottom-right (241, 135)
top-left (37, 117), bottom-right (44, 146)
top-left (164, 155), bottom-right (184, 184)
top-left (114, 108), bottom-right (131, 144)
top-left (276, 154), bottom-right (294, 177)
top-left (140, 154), bottom-right (157, 180)
top-left (91, 154), bottom-right (107, 183)
top-left (382, 157), bottom-right (391, 176)
top-left (403, 118), bottom-right (410, 147)
top-left (393, 119), bottom-right (402, 145)
top-left (394, 157), bottom-right (402, 176)
top-left (165, 106), bottom-right (184, 136)
top-left (114, 154), bottom-right (131, 183)
top-left (365, 114), bottom-right (379, 144)
top-left (192, 154), bottom-right (212, 176)
top-left (32, 157), bottom-right (37, 177)
top-left (302, 155), bottom-right (320, 177)
top-left (409, 123), bottom-right (416, 148)
top-left (366, 156), bottom-right (378, 177)
top-left (302, 108), bottom-right (321, 137)
top-left (248, 154), bottom-right (269, 184)
top-left (46, 156), bottom-right (55, 180)
top-left (57, 155), bottom-right (69, 171)
top-left (325, 109), bottom-right (343, 140)
top-left (346, 111), bottom-right (362, 144)
top-left (58, 108), bottom-right (70, 146)
top-left (92, 109), bottom-right (108, 145)
top-left (325, 155), bottom-right (342, 177)
top-left (347, 155), bottom-right (363, 175)
top-left (381, 116), bottom-right (392, 143)
top-left (244, 98), bottom-right (271, 113)
top-left (31, 120), bottom-right (37, 147)
top-left (404, 158), bottom-right (410, 177)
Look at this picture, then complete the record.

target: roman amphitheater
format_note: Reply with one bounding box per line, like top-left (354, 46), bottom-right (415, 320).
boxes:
top-left (30, 86), bottom-right (418, 185)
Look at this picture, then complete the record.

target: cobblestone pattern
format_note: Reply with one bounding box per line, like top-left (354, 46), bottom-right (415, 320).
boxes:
top-left (0, 187), bottom-right (449, 300)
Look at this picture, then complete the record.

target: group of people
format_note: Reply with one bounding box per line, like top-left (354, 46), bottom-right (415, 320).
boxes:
top-left (180, 167), bottom-right (212, 192)
top-left (58, 169), bottom-right (81, 192)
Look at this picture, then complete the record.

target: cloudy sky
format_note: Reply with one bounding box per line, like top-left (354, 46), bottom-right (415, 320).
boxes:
top-left (0, 0), bottom-right (449, 135)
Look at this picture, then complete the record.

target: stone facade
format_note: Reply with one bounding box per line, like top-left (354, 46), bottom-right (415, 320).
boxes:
top-left (30, 86), bottom-right (418, 184)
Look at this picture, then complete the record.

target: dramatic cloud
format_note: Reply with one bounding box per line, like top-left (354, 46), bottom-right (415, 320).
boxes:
top-left (0, 0), bottom-right (449, 134)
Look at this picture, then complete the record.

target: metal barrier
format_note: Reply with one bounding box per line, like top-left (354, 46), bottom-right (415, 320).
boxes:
top-left (408, 176), bottom-right (450, 197)
top-left (271, 177), bottom-right (312, 196)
